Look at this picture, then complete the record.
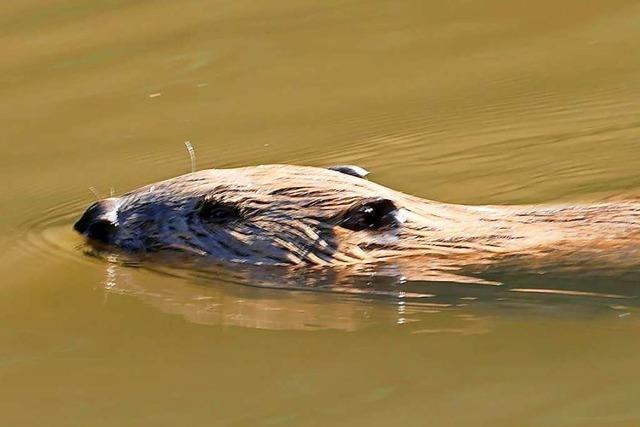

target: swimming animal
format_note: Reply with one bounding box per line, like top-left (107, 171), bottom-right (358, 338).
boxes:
top-left (74, 165), bottom-right (640, 281)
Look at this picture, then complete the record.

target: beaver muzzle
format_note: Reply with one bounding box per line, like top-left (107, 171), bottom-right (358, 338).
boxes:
top-left (74, 198), bottom-right (120, 244)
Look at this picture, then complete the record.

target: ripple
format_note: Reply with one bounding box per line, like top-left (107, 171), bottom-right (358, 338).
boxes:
top-left (15, 196), bottom-right (96, 266)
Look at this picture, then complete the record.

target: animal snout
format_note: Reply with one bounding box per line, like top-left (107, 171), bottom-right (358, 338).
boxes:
top-left (74, 198), bottom-right (119, 244)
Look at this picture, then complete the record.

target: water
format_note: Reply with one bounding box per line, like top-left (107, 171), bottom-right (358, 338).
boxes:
top-left (2, 1), bottom-right (640, 425)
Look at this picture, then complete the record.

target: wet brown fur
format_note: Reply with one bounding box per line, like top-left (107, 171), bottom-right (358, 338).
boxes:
top-left (78, 165), bottom-right (640, 280)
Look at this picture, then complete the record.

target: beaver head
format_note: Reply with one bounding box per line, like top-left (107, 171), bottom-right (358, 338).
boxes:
top-left (73, 165), bottom-right (429, 265)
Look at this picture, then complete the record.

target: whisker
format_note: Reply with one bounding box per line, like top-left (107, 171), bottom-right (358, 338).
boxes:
top-left (88, 186), bottom-right (100, 201)
top-left (184, 140), bottom-right (196, 173)
top-left (164, 243), bottom-right (207, 256)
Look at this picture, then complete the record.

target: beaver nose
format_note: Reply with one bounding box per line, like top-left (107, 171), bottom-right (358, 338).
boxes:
top-left (74, 199), bottom-right (119, 244)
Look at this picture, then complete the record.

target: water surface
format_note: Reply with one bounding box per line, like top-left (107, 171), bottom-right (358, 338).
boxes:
top-left (2, 1), bottom-right (640, 426)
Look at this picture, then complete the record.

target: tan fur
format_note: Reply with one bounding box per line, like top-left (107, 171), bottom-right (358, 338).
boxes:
top-left (77, 165), bottom-right (640, 282)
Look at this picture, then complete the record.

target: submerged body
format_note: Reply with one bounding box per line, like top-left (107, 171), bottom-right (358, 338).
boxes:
top-left (74, 165), bottom-right (640, 279)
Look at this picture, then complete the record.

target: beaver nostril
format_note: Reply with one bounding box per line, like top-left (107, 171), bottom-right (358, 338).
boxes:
top-left (85, 220), bottom-right (118, 244)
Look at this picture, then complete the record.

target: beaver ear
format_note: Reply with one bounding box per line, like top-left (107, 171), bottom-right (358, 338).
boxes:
top-left (338, 198), bottom-right (403, 231)
top-left (327, 165), bottom-right (369, 179)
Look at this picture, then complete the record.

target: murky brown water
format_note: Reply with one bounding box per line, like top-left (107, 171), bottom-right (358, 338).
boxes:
top-left (2, 1), bottom-right (640, 425)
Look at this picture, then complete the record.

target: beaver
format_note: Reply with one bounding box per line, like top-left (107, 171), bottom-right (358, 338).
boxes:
top-left (74, 164), bottom-right (640, 281)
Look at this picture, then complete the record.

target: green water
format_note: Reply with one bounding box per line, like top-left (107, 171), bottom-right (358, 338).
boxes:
top-left (2, 1), bottom-right (640, 425)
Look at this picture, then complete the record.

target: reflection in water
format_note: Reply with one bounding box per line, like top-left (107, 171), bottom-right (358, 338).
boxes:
top-left (94, 250), bottom-right (639, 331)
top-left (102, 255), bottom-right (119, 291)
top-left (21, 208), bottom-right (638, 332)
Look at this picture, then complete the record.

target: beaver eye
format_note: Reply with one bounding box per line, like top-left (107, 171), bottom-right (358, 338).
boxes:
top-left (338, 198), bottom-right (400, 231)
top-left (198, 199), bottom-right (241, 224)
